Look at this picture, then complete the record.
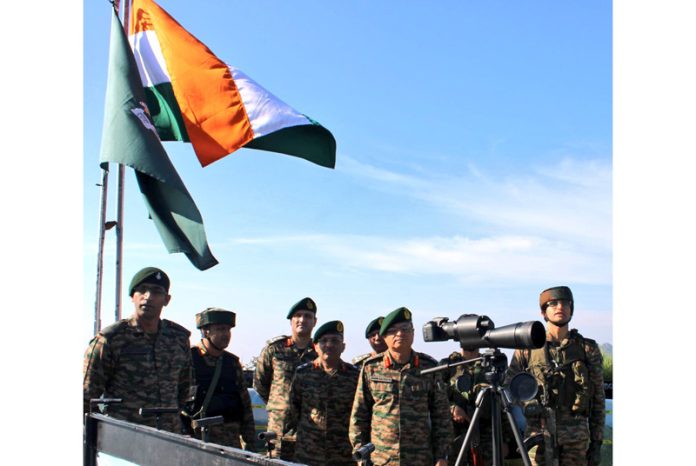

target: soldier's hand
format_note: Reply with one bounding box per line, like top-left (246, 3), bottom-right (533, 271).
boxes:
top-left (435, 459), bottom-right (448, 466)
top-left (587, 439), bottom-right (602, 466)
top-left (451, 405), bottom-right (470, 423)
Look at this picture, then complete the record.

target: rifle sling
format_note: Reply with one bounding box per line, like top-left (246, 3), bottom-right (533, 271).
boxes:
top-left (195, 355), bottom-right (223, 419)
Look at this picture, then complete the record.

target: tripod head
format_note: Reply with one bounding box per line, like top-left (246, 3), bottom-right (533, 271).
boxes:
top-left (422, 345), bottom-right (537, 466)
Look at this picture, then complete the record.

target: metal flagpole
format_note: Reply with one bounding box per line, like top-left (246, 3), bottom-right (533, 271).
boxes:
top-left (93, 169), bottom-right (110, 334)
top-left (114, 0), bottom-right (131, 322)
top-left (92, 0), bottom-right (124, 335)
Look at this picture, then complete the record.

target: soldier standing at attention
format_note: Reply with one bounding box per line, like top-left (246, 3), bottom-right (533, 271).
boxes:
top-left (506, 286), bottom-right (605, 466)
top-left (350, 307), bottom-right (453, 466)
top-left (186, 308), bottom-right (255, 449)
top-left (253, 297), bottom-right (318, 457)
top-left (351, 316), bottom-right (387, 367)
top-left (83, 267), bottom-right (193, 433)
top-left (288, 320), bottom-right (360, 466)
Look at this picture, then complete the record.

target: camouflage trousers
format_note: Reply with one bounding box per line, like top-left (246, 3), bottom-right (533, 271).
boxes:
top-left (194, 421), bottom-right (243, 449)
top-left (525, 413), bottom-right (590, 466)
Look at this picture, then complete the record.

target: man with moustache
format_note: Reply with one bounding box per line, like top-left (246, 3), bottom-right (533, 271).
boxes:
top-left (350, 307), bottom-right (453, 466)
top-left (185, 308), bottom-right (255, 449)
top-left (506, 286), bottom-right (605, 466)
top-left (287, 320), bottom-right (360, 466)
top-left (83, 267), bottom-right (193, 433)
top-left (352, 316), bottom-right (387, 367)
top-left (254, 297), bottom-right (318, 458)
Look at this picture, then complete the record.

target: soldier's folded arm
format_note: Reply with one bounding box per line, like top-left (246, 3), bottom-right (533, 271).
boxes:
top-left (253, 346), bottom-right (273, 403)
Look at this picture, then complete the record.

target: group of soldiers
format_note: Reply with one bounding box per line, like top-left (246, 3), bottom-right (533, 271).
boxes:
top-left (83, 266), bottom-right (605, 466)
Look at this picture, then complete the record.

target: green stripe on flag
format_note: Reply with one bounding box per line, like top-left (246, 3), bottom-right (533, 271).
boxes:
top-left (144, 82), bottom-right (190, 142)
top-left (244, 123), bottom-right (336, 169)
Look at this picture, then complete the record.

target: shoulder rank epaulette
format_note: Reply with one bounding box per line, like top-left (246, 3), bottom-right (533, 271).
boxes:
top-left (266, 335), bottom-right (289, 346)
top-left (351, 353), bottom-right (372, 364)
top-left (363, 353), bottom-right (383, 365)
top-left (162, 319), bottom-right (191, 337)
top-left (99, 319), bottom-right (129, 338)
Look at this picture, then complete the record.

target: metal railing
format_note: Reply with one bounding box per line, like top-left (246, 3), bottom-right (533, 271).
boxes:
top-left (84, 413), bottom-right (300, 466)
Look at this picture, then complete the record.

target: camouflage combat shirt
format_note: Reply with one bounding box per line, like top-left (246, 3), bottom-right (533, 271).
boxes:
top-left (288, 359), bottom-right (360, 466)
top-left (352, 351), bottom-right (381, 368)
top-left (253, 335), bottom-right (317, 436)
top-left (83, 316), bottom-right (193, 433)
top-left (350, 350), bottom-right (453, 466)
top-left (189, 343), bottom-right (256, 448)
top-left (506, 329), bottom-right (605, 447)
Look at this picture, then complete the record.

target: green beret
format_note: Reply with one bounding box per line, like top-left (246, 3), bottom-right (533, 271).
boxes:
top-left (379, 307), bottom-right (413, 336)
top-left (128, 267), bottom-right (170, 296)
top-left (365, 317), bottom-right (385, 338)
top-left (196, 307), bottom-right (236, 328)
top-left (313, 320), bottom-right (344, 343)
top-left (539, 286), bottom-right (574, 311)
top-left (286, 297), bottom-right (317, 319)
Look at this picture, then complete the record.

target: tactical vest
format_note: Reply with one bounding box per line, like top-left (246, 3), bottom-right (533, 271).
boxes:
top-left (527, 330), bottom-right (591, 416)
top-left (191, 350), bottom-right (243, 422)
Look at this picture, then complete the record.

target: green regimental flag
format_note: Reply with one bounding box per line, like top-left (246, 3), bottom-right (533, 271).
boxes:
top-left (99, 9), bottom-right (218, 270)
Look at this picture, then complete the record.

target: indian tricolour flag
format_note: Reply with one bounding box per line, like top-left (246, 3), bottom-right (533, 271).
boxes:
top-left (128, 0), bottom-right (336, 168)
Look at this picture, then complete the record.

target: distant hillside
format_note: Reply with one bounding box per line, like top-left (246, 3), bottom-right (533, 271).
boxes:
top-left (600, 343), bottom-right (612, 355)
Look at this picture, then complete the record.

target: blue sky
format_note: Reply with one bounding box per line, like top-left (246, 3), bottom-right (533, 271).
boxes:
top-left (4, 1), bottom-right (696, 465)
top-left (83, 0), bottom-right (612, 364)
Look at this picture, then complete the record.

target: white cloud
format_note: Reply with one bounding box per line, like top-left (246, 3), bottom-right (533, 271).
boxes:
top-left (341, 154), bottom-right (611, 249)
top-left (228, 233), bottom-right (610, 286)
top-left (221, 155), bottom-right (611, 287)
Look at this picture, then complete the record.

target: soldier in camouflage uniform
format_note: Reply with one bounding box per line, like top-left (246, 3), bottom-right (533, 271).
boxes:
top-left (350, 307), bottom-right (453, 466)
top-left (352, 316), bottom-right (387, 367)
top-left (506, 286), bottom-right (605, 466)
top-left (253, 297), bottom-right (318, 458)
top-left (440, 342), bottom-right (492, 466)
top-left (83, 267), bottom-right (193, 433)
top-left (185, 308), bottom-right (256, 449)
top-left (287, 320), bottom-right (360, 466)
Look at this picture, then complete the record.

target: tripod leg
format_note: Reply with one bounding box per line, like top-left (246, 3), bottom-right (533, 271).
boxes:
top-left (454, 404), bottom-right (485, 466)
top-left (490, 393), bottom-right (504, 466)
top-left (502, 404), bottom-right (533, 466)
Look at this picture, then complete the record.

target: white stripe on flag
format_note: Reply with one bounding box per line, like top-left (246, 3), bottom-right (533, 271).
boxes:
top-left (230, 66), bottom-right (312, 138)
top-left (130, 30), bottom-right (171, 87)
